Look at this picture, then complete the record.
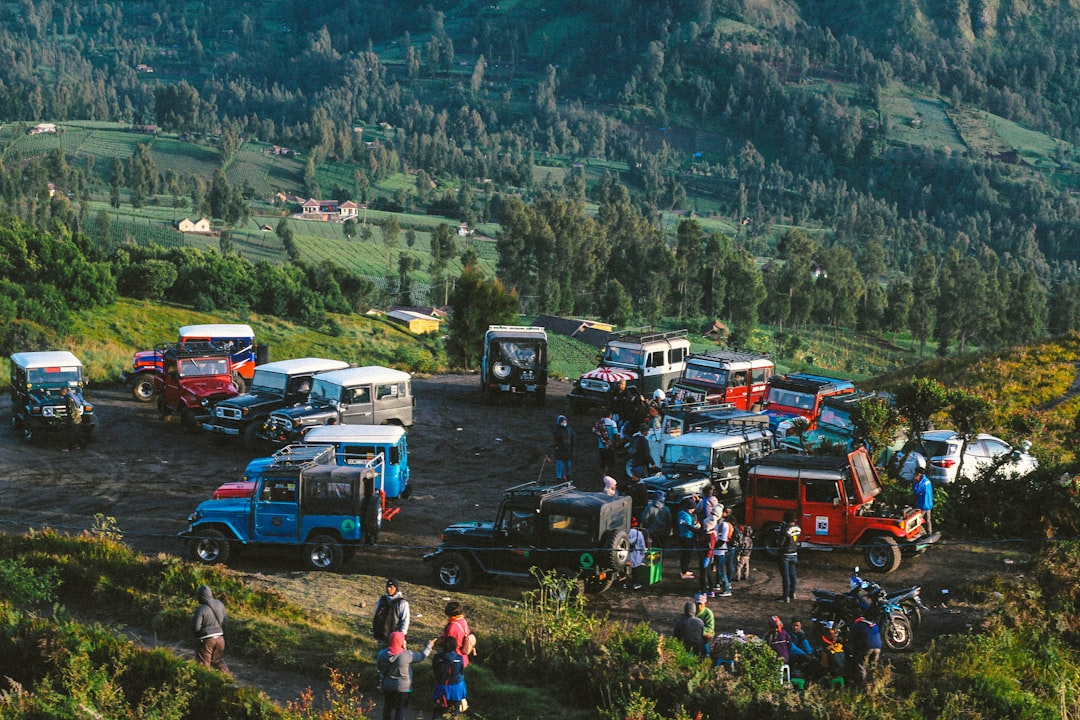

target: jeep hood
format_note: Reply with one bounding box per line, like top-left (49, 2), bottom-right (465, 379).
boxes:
top-left (439, 521), bottom-right (495, 544)
top-left (217, 391), bottom-right (281, 412)
top-left (192, 496), bottom-right (250, 516)
top-left (182, 377), bottom-right (236, 397)
top-left (272, 401), bottom-right (336, 422)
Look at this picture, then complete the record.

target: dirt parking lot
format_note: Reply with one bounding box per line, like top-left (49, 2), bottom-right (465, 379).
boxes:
top-left (0, 374), bottom-right (1017, 699)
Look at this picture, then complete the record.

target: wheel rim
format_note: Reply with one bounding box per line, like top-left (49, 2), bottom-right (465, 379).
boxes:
top-left (309, 542), bottom-right (335, 569)
top-left (196, 540), bottom-right (221, 563)
top-left (438, 561), bottom-right (463, 587)
top-left (133, 379), bottom-right (155, 401)
top-left (867, 544), bottom-right (888, 569)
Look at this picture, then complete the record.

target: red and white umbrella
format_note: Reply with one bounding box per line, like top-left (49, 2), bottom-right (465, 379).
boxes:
top-left (581, 367), bottom-right (638, 383)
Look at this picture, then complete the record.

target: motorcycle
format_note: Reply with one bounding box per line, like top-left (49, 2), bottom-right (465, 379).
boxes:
top-left (848, 566), bottom-right (927, 631)
top-left (810, 568), bottom-right (921, 651)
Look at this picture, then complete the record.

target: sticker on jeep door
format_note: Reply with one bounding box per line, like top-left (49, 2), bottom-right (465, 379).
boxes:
top-left (815, 516), bottom-right (829, 535)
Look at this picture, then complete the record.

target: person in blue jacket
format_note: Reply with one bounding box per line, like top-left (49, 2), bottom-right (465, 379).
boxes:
top-left (850, 616), bottom-right (882, 686)
top-left (913, 466), bottom-right (934, 535)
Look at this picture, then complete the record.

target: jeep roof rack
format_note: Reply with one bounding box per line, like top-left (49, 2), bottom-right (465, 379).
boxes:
top-left (158, 341), bottom-right (233, 359)
top-left (487, 325), bottom-right (547, 333)
top-left (686, 348), bottom-right (772, 362)
top-left (502, 480), bottom-right (575, 499)
top-left (610, 327), bottom-right (689, 344)
top-left (268, 444), bottom-right (335, 468)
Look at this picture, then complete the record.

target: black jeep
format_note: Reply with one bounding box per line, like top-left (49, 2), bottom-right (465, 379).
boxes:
top-left (424, 481), bottom-right (633, 593)
top-left (9, 351), bottom-right (95, 444)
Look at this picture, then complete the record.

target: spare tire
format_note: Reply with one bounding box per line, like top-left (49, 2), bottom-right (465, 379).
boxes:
top-left (599, 529), bottom-right (630, 571)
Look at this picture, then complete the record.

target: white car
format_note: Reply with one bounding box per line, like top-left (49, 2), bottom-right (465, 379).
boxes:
top-left (896, 430), bottom-right (1038, 484)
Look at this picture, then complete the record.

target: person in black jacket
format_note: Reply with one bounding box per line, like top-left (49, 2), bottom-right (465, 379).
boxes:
top-left (551, 415), bottom-right (575, 481)
top-left (776, 511), bottom-right (800, 603)
top-left (192, 584), bottom-right (231, 675)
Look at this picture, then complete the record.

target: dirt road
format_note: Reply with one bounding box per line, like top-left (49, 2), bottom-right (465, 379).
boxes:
top-left (0, 375), bottom-right (1016, 701)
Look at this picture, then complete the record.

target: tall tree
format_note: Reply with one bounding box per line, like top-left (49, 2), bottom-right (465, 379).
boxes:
top-left (382, 216), bottom-right (401, 273)
top-left (447, 263), bottom-right (518, 370)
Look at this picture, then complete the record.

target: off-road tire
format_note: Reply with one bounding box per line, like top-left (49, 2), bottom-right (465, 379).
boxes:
top-left (864, 535), bottom-right (902, 573)
top-left (433, 552), bottom-right (474, 591)
top-left (584, 572), bottom-right (617, 593)
top-left (305, 534), bottom-right (344, 572)
top-left (189, 528), bottom-right (231, 565)
top-left (131, 373), bottom-right (156, 403)
top-left (232, 373), bottom-right (247, 395)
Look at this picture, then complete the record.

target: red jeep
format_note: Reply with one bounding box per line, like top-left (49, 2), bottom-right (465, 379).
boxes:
top-left (156, 342), bottom-right (239, 432)
top-left (745, 448), bottom-right (937, 572)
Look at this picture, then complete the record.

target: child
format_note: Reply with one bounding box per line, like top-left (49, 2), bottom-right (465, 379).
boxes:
top-left (735, 521), bottom-right (754, 581)
top-left (431, 635), bottom-right (467, 718)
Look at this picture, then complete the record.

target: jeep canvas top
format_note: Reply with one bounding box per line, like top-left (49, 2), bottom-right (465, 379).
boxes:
top-left (762, 372), bottom-right (856, 431)
top-left (481, 325), bottom-right (548, 402)
top-left (568, 328), bottom-right (690, 412)
top-left (670, 350), bottom-right (773, 409)
top-left (11, 351), bottom-right (84, 383)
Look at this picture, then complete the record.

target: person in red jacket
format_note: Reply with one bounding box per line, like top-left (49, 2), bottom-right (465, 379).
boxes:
top-left (438, 600), bottom-right (473, 668)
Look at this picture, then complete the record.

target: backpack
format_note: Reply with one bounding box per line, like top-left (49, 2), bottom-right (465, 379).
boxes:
top-left (443, 617), bottom-right (477, 656)
top-left (593, 418), bottom-right (614, 449)
top-left (729, 523), bottom-right (744, 550)
top-left (372, 596), bottom-right (400, 642)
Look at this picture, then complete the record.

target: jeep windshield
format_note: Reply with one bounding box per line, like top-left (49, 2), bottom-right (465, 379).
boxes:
top-left (682, 364), bottom-right (728, 389)
top-left (817, 405), bottom-right (854, 433)
top-left (603, 346), bottom-right (644, 368)
top-left (26, 366), bottom-right (82, 387)
top-left (178, 357), bottom-right (230, 378)
top-left (662, 443), bottom-right (711, 469)
top-left (766, 387), bottom-right (817, 411)
top-left (249, 370), bottom-right (289, 396)
top-left (308, 378), bottom-right (344, 405)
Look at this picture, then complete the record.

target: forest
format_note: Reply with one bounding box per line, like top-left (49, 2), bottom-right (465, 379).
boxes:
top-left (2, 0), bottom-right (1080, 354)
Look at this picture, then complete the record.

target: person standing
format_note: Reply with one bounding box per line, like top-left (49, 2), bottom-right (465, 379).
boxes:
top-left (776, 511), bottom-right (800, 603)
top-left (628, 425), bottom-right (653, 479)
top-left (192, 584), bottom-right (231, 675)
top-left (712, 511), bottom-right (732, 597)
top-left (551, 415), bottom-right (575, 481)
top-left (60, 386), bottom-right (85, 451)
top-left (639, 489), bottom-right (672, 547)
top-left (373, 578), bottom-right (411, 647)
top-left (672, 601), bottom-right (706, 656)
top-left (676, 498), bottom-right (699, 579)
top-left (697, 513), bottom-right (718, 595)
top-left (626, 522), bottom-right (647, 589)
top-left (431, 635), bottom-right (467, 719)
top-left (913, 467), bottom-right (934, 535)
top-left (438, 601), bottom-right (473, 668)
top-left (850, 615), bottom-right (882, 686)
top-left (377, 631), bottom-right (435, 720)
top-left (594, 410), bottom-right (618, 475)
top-left (722, 506), bottom-right (738, 583)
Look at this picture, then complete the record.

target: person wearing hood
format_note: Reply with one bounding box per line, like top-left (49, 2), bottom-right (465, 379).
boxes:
top-left (672, 600), bottom-right (706, 656)
top-left (551, 415), bottom-right (575, 481)
top-left (377, 631), bottom-right (435, 720)
top-left (192, 584), bottom-right (231, 675)
top-left (639, 489), bottom-right (672, 547)
top-left (602, 474), bottom-right (618, 496)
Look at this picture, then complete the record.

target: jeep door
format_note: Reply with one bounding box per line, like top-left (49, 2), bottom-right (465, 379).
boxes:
top-left (252, 477), bottom-right (299, 539)
top-left (339, 385), bottom-right (374, 424)
top-left (492, 507), bottom-right (541, 575)
top-left (800, 476), bottom-right (846, 546)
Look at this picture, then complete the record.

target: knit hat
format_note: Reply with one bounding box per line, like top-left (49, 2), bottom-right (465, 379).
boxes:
top-left (695, 593), bottom-right (708, 605)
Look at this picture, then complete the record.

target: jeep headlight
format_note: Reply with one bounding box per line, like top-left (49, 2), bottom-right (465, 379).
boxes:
top-left (42, 406), bottom-right (56, 417)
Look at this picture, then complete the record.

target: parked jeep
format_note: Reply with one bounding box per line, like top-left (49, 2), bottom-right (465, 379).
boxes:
top-left (669, 350), bottom-right (774, 410)
top-left (216, 425), bottom-right (412, 514)
top-left (776, 391), bottom-right (891, 455)
top-left (642, 412), bottom-right (773, 509)
top-left (258, 366), bottom-right (413, 444)
top-left (745, 448), bottom-right (938, 573)
top-left (480, 325), bottom-right (548, 403)
top-left (424, 481), bottom-right (633, 593)
top-left (568, 329), bottom-right (690, 413)
top-left (762, 372), bottom-right (856, 431)
top-left (126, 324), bottom-right (261, 402)
top-left (156, 342), bottom-right (239, 432)
top-left (184, 446), bottom-right (380, 571)
top-left (202, 357), bottom-right (349, 448)
top-left (9, 351), bottom-right (95, 444)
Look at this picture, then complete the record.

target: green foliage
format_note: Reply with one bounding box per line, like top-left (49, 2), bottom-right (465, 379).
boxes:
top-left (850, 396), bottom-right (901, 458)
top-left (447, 264), bottom-right (518, 369)
top-left (0, 558), bottom-right (58, 607)
top-left (893, 377), bottom-right (950, 439)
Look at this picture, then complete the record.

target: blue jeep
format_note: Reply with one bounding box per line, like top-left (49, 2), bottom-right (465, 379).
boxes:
top-left (183, 445), bottom-right (379, 571)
